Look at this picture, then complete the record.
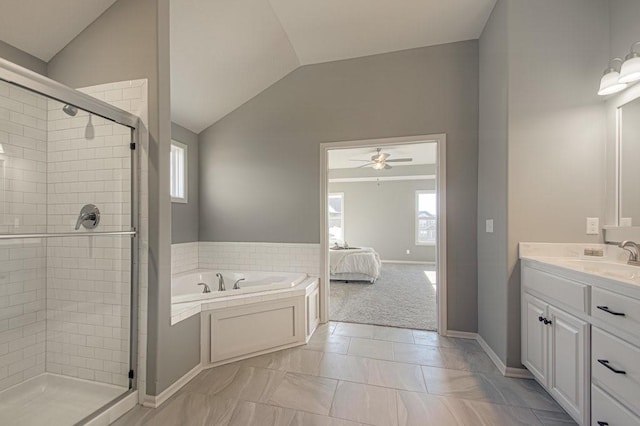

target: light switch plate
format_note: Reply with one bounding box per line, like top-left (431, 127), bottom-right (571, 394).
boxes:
top-left (586, 217), bottom-right (599, 235)
top-left (486, 219), bottom-right (494, 233)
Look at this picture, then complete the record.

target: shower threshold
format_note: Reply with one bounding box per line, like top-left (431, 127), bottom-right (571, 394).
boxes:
top-left (0, 373), bottom-right (127, 426)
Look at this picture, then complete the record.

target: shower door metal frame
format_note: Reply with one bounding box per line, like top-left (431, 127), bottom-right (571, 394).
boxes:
top-left (0, 58), bottom-right (142, 422)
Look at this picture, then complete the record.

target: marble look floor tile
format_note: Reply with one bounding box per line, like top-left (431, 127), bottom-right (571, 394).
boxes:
top-left (131, 392), bottom-right (237, 426)
top-left (348, 337), bottom-right (395, 361)
top-left (211, 366), bottom-right (286, 403)
top-left (438, 347), bottom-right (500, 374)
top-left (227, 400), bottom-right (296, 426)
top-left (412, 331), bottom-right (459, 348)
top-left (268, 373), bottom-right (337, 415)
top-left (397, 391), bottom-right (543, 426)
top-left (330, 381), bottom-right (398, 426)
top-left (249, 347), bottom-right (323, 375)
top-left (317, 353), bottom-right (371, 383)
top-left (451, 338), bottom-right (483, 353)
top-left (182, 363), bottom-right (241, 395)
top-left (367, 359), bottom-right (427, 392)
top-left (304, 333), bottom-right (351, 354)
top-left (532, 409), bottom-right (578, 425)
top-left (328, 322), bottom-right (338, 333)
top-left (371, 326), bottom-right (415, 343)
top-left (482, 374), bottom-right (564, 412)
top-left (393, 342), bottom-right (446, 367)
top-left (421, 366), bottom-right (502, 403)
top-left (334, 322), bottom-right (376, 339)
top-left (291, 411), bottom-right (363, 426)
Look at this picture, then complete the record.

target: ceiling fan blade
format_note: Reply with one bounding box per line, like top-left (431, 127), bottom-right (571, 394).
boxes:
top-left (358, 162), bottom-right (374, 168)
top-left (349, 159), bottom-right (371, 162)
top-left (384, 164), bottom-right (392, 169)
top-left (385, 158), bottom-right (413, 162)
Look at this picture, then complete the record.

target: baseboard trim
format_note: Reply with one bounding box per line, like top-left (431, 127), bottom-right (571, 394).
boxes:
top-left (445, 330), bottom-right (477, 339)
top-left (476, 335), bottom-right (533, 379)
top-left (380, 260), bottom-right (436, 265)
top-left (142, 363), bottom-right (202, 408)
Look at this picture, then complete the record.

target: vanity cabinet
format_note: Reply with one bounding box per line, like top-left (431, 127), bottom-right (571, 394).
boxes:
top-left (522, 261), bottom-right (640, 426)
top-left (521, 288), bottom-right (588, 424)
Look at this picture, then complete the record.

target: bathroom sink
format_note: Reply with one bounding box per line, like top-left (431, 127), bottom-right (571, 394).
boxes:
top-left (555, 259), bottom-right (640, 282)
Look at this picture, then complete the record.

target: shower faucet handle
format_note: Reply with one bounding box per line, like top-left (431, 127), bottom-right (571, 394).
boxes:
top-left (75, 204), bottom-right (100, 230)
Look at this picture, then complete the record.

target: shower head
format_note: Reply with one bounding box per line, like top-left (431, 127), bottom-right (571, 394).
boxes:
top-left (62, 104), bottom-right (78, 116)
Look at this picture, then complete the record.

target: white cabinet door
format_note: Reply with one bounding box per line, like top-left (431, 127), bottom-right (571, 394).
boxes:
top-left (548, 306), bottom-right (589, 425)
top-left (522, 293), bottom-right (548, 384)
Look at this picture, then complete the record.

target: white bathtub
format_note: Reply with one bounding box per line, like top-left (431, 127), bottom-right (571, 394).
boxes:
top-left (171, 269), bottom-right (307, 303)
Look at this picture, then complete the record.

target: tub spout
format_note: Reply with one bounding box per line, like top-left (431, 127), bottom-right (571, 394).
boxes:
top-left (233, 278), bottom-right (245, 290)
top-left (197, 282), bottom-right (211, 294)
top-left (216, 273), bottom-right (225, 291)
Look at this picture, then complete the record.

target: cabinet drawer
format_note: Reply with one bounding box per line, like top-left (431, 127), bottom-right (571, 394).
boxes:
top-left (592, 287), bottom-right (640, 338)
top-left (592, 385), bottom-right (640, 426)
top-left (523, 266), bottom-right (588, 312)
top-left (592, 327), bottom-right (640, 415)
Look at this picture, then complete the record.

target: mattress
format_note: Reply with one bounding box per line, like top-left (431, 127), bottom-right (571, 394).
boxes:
top-left (329, 247), bottom-right (381, 282)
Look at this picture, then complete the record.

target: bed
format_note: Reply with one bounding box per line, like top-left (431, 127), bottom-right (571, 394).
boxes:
top-left (329, 246), bottom-right (381, 283)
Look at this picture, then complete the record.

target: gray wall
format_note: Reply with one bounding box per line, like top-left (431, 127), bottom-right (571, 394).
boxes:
top-left (478, 0), bottom-right (609, 368)
top-left (47, 0), bottom-right (199, 396)
top-left (328, 179), bottom-right (436, 262)
top-left (171, 122), bottom-right (199, 243)
top-left (0, 40), bottom-right (47, 75)
top-left (200, 41), bottom-right (479, 332)
top-left (477, 0), bottom-right (509, 364)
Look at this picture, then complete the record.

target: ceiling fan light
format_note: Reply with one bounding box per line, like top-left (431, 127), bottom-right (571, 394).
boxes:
top-left (598, 68), bottom-right (627, 96)
top-left (372, 162), bottom-right (385, 170)
top-left (619, 53), bottom-right (640, 84)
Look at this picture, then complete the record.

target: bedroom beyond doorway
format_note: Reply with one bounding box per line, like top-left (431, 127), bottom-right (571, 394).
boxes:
top-left (321, 136), bottom-right (445, 332)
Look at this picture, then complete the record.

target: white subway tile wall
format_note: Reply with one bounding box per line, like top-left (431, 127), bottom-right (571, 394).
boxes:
top-left (170, 242), bottom-right (320, 277)
top-left (44, 95), bottom-right (133, 387)
top-left (79, 79), bottom-right (150, 400)
top-left (0, 82), bottom-right (48, 391)
top-left (171, 242), bottom-right (198, 275)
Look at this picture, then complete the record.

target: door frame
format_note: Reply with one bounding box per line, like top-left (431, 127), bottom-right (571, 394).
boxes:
top-left (319, 134), bottom-right (447, 334)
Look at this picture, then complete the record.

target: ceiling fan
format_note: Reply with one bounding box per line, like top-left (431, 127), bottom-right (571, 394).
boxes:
top-left (350, 148), bottom-right (413, 170)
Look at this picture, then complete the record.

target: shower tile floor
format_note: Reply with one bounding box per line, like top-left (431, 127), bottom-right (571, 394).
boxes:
top-left (0, 373), bottom-right (127, 426)
top-left (114, 322), bottom-right (576, 425)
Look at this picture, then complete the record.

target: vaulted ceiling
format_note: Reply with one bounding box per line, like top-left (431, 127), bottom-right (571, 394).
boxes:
top-left (171, 0), bottom-right (496, 133)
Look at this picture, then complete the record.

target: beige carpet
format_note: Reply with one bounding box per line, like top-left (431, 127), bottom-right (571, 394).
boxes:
top-left (329, 263), bottom-right (437, 330)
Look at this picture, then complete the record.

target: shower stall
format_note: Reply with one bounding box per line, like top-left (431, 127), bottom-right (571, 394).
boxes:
top-left (0, 59), bottom-right (139, 425)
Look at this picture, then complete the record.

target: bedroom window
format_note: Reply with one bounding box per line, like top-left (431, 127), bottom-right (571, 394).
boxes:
top-left (416, 190), bottom-right (436, 245)
top-left (328, 193), bottom-right (344, 243)
top-left (170, 140), bottom-right (188, 203)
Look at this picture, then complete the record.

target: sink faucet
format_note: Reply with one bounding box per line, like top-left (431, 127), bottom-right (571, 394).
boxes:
top-left (233, 278), bottom-right (245, 290)
top-left (216, 273), bottom-right (225, 291)
top-left (197, 282), bottom-right (211, 293)
top-left (619, 240), bottom-right (640, 266)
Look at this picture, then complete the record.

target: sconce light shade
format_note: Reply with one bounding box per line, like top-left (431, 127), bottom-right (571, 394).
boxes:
top-left (598, 68), bottom-right (627, 96)
top-left (619, 52), bottom-right (640, 84)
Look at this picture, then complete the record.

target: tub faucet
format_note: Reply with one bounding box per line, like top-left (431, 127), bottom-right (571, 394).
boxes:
top-left (619, 240), bottom-right (640, 266)
top-left (216, 273), bottom-right (225, 291)
top-left (233, 278), bottom-right (245, 290)
top-left (197, 282), bottom-right (211, 293)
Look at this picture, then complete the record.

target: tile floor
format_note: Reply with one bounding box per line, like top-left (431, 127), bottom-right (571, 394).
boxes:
top-left (114, 322), bottom-right (576, 426)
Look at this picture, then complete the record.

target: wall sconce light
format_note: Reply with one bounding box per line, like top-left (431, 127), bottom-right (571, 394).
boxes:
top-left (619, 42), bottom-right (640, 84)
top-left (598, 58), bottom-right (627, 96)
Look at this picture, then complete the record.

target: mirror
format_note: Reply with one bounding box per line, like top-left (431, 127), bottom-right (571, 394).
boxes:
top-left (619, 96), bottom-right (640, 226)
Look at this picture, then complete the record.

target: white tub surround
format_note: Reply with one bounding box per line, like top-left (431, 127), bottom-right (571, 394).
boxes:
top-left (171, 242), bottom-right (198, 275)
top-left (519, 242), bottom-right (640, 425)
top-left (172, 269), bottom-right (307, 303)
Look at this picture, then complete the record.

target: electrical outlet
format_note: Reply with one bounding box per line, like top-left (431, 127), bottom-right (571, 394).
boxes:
top-left (586, 217), bottom-right (599, 235)
top-left (486, 219), bottom-right (494, 233)
top-left (406, 249), bottom-right (410, 255)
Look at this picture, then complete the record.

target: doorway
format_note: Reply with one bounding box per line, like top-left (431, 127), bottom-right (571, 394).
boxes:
top-left (320, 134), bottom-right (447, 333)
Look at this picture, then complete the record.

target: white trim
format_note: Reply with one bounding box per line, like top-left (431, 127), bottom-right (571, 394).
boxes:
top-left (170, 139), bottom-right (188, 203)
top-left (445, 330), bottom-right (477, 339)
top-left (476, 334), bottom-right (533, 379)
top-left (380, 260), bottom-right (435, 265)
top-left (142, 363), bottom-right (202, 408)
top-left (329, 174), bottom-right (435, 184)
top-left (319, 134), bottom-right (447, 334)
